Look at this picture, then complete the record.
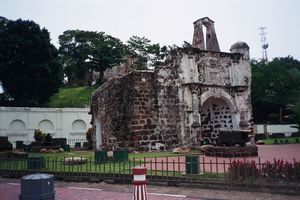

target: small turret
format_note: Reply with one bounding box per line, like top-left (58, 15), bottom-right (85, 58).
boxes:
top-left (230, 41), bottom-right (250, 60)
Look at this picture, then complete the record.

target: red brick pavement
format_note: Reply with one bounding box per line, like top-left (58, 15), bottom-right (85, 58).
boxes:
top-left (0, 182), bottom-right (197, 200)
top-left (1, 178), bottom-right (300, 200)
top-left (141, 144), bottom-right (300, 173)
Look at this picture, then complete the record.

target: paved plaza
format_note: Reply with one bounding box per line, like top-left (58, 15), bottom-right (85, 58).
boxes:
top-left (1, 177), bottom-right (300, 200)
top-left (141, 144), bottom-right (300, 173)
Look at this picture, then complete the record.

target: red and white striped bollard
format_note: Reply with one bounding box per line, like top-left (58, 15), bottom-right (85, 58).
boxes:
top-left (132, 166), bottom-right (148, 200)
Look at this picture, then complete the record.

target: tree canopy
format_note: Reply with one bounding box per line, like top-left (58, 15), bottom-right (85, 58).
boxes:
top-left (58, 30), bottom-right (127, 84)
top-left (127, 35), bottom-right (165, 69)
top-left (0, 17), bottom-right (63, 106)
top-left (59, 32), bottom-right (170, 84)
top-left (251, 57), bottom-right (300, 125)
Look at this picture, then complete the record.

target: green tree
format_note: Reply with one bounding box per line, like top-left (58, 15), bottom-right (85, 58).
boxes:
top-left (182, 41), bottom-right (192, 48)
top-left (288, 95), bottom-right (300, 131)
top-left (251, 57), bottom-right (300, 124)
top-left (127, 35), bottom-right (165, 69)
top-left (0, 17), bottom-right (63, 106)
top-left (59, 30), bottom-right (126, 84)
top-left (294, 99), bottom-right (300, 130)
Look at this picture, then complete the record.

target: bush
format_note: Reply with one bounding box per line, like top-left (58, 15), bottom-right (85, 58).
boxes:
top-left (269, 133), bottom-right (285, 138)
top-left (228, 159), bottom-right (300, 182)
top-left (34, 129), bottom-right (45, 142)
top-left (295, 162), bottom-right (300, 178)
top-left (86, 127), bottom-right (95, 150)
top-left (52, 138), bottom-right (67, 147)
top-left (291, 132), bottom-right (300, 137)
top-left (262, 159), bottom-right (295, 180)
top-left (31, 141), bottom-right (42, 146)
top-left (0, 136), bottom-right (13, 151)
top-left (255, 134), bottom-right (267, 141)
top-left (228, 160), bottom-right (259, 180)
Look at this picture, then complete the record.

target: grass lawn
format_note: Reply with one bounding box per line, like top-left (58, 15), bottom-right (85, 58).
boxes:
top-left (45, 85), bottom-right (99, 108)
top-left (129, 151), bottom-right (176, 159)
top-left (26, 150), bottom-right (176, 160)
top-left (0, 156), bottom-right (137, 174)
top-left (0, 150), bottom-right (199, 176)
top-left (262, 136), bottom-right (300, 145)
top-left (29, 151), bottom-right (94, 159)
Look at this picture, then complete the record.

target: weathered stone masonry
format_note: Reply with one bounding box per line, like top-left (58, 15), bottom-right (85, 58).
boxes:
top-left (91, 17), bottom-right (252, 151)
top-left (92, 71), bottom-right (161, 151)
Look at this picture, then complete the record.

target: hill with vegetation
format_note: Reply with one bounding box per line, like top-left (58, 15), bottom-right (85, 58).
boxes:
top-left (45, 85), bottom-right (99, 108)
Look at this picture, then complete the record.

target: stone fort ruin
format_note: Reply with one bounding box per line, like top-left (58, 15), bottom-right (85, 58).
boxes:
top-left (91, 17), bottom-right (252, 151)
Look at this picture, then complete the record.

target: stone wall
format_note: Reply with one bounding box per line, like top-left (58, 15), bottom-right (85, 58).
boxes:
top-left (127, 71), bottom-right (160, 151)
top-left (92, 71), bottom-right (165, 151)
top-left (103, 58), bottom-right (133, 81)
top-left (155, 54), bottom-right (184, 149)
top-left (67, 70), bottom-right (99, 86)
top-left (91, 74), bottom-right (134, 150)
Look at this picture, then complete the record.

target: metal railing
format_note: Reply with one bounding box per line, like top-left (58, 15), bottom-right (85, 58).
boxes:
top-left (0, 155), bottom-right (299, 189)
top-left (10, 138), bottom-right (88, 149)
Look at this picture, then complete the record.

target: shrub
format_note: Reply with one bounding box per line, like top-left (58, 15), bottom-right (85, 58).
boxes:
top-left (269, 133), bottom-right (285, 138)
top-left (262, 159), bottom-right (295, 180)
top-left (291, 132), bottom-right (300, 137)
top-left (228, 160), bottom-right (259, 180)
top-left (34, 129), bottom-right (45, 142)
top-left (295, 162), bottom-right (300, 179)
top-left (255, 134), bottom-right (267, 141)
top-left (31, 141), bottom-right (41, 146)
top-left (86, 127), bottom-right (95, 150)
top-left (52, 138), bottom-right (67, 147)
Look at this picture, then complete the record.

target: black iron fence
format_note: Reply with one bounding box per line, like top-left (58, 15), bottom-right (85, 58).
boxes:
top-left (10, 138), bottom-right (88, 149)
top-left (65, 138), bottom-right (88, 148)
top-left (0, 154), bottom-right (299, 191)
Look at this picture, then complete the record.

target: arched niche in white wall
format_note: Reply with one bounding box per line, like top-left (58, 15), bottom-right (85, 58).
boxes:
top-left (38, 120), bottom-right (55, 136)
top-left (70, 119), bottom-right (87, 136)
top-left (8, 119), bottom-right (27, 136)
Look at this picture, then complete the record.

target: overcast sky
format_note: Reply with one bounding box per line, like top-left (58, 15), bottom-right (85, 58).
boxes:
top-left (1, 0), bottom-right (300, 61)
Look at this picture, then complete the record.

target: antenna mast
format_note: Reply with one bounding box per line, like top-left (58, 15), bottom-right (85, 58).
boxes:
top-left (259, 27), bottom-right (269, 61)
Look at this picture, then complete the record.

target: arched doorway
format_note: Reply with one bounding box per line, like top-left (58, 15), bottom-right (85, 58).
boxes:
top-left (200, 97), bottom-right (235, 143)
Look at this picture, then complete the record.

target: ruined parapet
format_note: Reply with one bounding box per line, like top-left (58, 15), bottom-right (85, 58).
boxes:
top-left (192, 17), bottom-right (220, 52)
top-left (103, 57), bottom-right (134, 81)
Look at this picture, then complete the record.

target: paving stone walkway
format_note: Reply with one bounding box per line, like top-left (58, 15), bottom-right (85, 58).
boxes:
top-left (0, 180), bottom-right (196, 200)
top-left (139, 144), bottom-right (300, 173)
top-left (1, 177), bottom-right (300, 200)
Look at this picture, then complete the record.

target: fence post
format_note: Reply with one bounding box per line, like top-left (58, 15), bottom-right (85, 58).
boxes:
top-left (132, 167), bottom-right (148, 200)
top-left (294, 158), bottom-right (297, 182)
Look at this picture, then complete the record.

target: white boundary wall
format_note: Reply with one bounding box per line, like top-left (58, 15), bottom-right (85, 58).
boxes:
top-left (254, 124), bottom-right (298, 137)
top-left (0, 107), bottom-right (91, 142)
